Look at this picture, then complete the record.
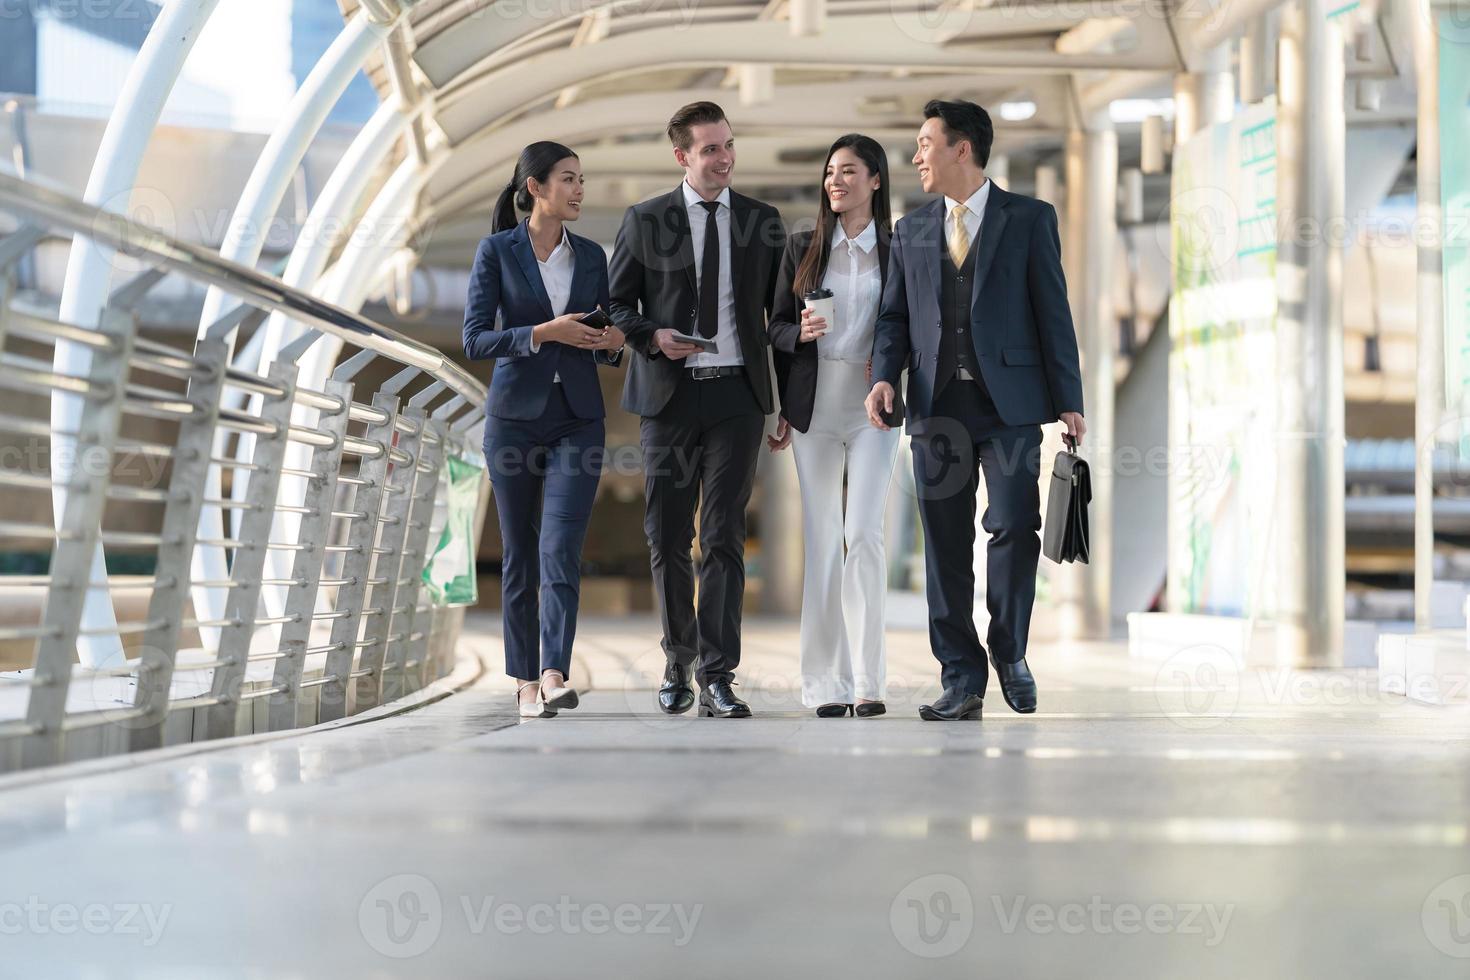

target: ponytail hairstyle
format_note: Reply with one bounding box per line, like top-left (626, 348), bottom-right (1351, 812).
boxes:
top-left (492, 140), bottom-right (579, 234)
top-left (793, 134), bottom-right (892, 298)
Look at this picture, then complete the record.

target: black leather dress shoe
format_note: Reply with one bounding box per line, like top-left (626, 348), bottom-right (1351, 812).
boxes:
top-left (659, 662), bottom-right (696, 715)
top-left (699, 680), bottom-right (751, 718)
top-left (918, 687), bottom-right (983, 721)
top-left (991, 657), bottom-right (1037, 713)
top-left (815, 703), bottom-right (853, 718)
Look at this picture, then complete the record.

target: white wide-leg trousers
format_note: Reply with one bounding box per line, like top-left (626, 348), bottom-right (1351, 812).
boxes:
top-left (790, 359), bottom-right (901, 705)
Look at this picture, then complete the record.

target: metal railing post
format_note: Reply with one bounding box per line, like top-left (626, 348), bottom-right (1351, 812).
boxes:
top-left (318, 388), bottom-right (401, 722)
top-left (380, 391), bottom-right (453, 703)
top-left (126, 332), bottom-right (230, 753)
top-left (202, 359), bottom-right (299, 739)
top-left (21, 309), bottom-right (136, 768)
top-left (400, 397), bottom-right (469, 691)
top-left (267, 370), bottom-right (353, 731)
top-left (353, 377), bottom-right (430, 712)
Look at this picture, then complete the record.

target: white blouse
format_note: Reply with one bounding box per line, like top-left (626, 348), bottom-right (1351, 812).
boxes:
top-left (817, 218), bottom-right (882, 363)
top-left (529, 225), bottom-right (573, 381)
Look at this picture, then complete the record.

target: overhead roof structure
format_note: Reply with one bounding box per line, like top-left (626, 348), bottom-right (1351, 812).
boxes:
top-left (322, 0), bottom-right (1409, 266)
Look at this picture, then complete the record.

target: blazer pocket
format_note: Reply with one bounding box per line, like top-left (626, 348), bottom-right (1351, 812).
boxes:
top-left (1002, 346), bottom-right (1041, 366)
top-left (909, 351), bottom-right (921, 370)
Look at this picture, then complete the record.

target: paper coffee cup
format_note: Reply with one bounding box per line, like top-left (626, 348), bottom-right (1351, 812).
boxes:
top-left (803, 288), bottom-right (835, 337)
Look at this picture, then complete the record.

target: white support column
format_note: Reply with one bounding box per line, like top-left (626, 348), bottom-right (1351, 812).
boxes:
top-left (1053, 115), bottom-right (1117, 640)
top-left (1053, 128), bottom-right (1088, 638)
top-left (1034, 164), bottom-right (1058, 206)
top-left (1274, 0), bottom-right (1346, 665)
top-left (1063, 132), bottom-right (1086, 345)
top-left (789, 0), bottom-right (825, 36)
top-left (1078, 113), bottom-right (1118, 637)
top-left (250, 151), bottom-right (441, 650)
top-left (194, 9), bottom-right (397, 344)
top-left (1240, 16), bottom-right (1271, 105)
top-left (51, 0), bottom-right (223, 668)
top-left (189, 7), bottom-right (401, 645)
top-left (247, 100), bottom-right (422, 623)
top-left (1401, 0), bottom-right (1443, 628)
top-left (1175, 45), bottom-right (1235, 142)
top-left (759, 450), bottom-right (804, 617)
top-left (988, 153), bottom-right (1010, 191)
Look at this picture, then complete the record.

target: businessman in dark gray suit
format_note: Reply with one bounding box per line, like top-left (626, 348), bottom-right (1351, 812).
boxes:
top-left (865, 100), bottom-right (1086, 721)
top-left (609, 101), bottom-right (786, 718)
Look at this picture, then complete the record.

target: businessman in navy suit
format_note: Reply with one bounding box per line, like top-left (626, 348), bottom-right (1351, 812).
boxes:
top-left (865, 100), bottom-right (1086, 721)
top-left (464, 142), bottom-right (624, 718)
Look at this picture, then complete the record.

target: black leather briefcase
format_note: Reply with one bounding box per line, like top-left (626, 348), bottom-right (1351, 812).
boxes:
top-left (1042, 436), bottom-right (1091, 564)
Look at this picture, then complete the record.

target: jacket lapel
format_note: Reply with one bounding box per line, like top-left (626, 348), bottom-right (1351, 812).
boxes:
top-left (509, 220), bottom-right (555, 322)
top-left (662, 185), bottom-right (698, 296)
top-left (876, 227), bottom-right (891, 291)
top-left (918, 199), bottom-right (943, 297)
top-left (728, 192), bottom-right (755, 301)
top-left (968, 182), bottom-right (1010, 308)
top-left (566, 234), bottom-right (597, 316)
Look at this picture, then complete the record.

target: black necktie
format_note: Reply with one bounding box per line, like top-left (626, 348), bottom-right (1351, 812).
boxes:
top-left (697, 200), bottom-right (720, 339)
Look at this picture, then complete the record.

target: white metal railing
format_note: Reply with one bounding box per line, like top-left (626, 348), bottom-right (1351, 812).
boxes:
top-left (0, 172), bottom-right (489, 771)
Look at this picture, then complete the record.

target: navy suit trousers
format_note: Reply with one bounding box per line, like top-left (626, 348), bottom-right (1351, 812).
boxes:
top-left (484, 385), bottom-right (605, 679)
top-left (910, 379), bottom-right (1043, 697)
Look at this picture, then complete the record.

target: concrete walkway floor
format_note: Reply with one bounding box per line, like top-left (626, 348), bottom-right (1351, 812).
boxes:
top-left (2, 613), bottom-right (1469, 978)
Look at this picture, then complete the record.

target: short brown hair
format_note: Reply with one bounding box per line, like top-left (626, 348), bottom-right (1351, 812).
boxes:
top-left (667, 101), bottom-right (729, 151)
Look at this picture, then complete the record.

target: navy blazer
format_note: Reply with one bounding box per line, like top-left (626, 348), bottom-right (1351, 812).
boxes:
top-left (462, 219), bottom-right (622, 421)
top-left (870, 184), bottom-right (1084, 428)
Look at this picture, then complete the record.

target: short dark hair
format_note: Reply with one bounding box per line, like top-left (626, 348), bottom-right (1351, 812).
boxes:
top-left (667, 101), bottom-right (729, 151)
top-left (922, 99), bottom-right (993, 169)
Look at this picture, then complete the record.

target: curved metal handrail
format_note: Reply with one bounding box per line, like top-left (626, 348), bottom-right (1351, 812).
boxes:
top-left (0, 172), bottom-right (489, 773)
top-left (0, 171), bottom-right (486, 411)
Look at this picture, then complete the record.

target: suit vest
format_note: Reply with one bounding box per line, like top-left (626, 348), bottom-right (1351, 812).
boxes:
top-left (935, 239), bottom-right (982, 394)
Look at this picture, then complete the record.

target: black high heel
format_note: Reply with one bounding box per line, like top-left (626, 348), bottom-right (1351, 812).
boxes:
top-left (815, 703), bottom-right (853, 718)
top-left (854, 702), bottom-right (886, 717)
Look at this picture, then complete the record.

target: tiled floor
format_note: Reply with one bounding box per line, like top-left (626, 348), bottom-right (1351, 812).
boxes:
top-left (2, 613), bottom-right (1469, 978)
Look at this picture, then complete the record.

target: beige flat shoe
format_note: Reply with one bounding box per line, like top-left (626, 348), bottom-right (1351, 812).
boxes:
top-left (517, 681), bottom-right (556, 719)
top-left (540, 673), bottom-right (579, 711)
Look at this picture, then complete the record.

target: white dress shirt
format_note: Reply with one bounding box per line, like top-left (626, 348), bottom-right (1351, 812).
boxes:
top-left (817, 218), bottom-right (882, 363)
top-left (529, 225), bottom-right (573, 381)
top-left (943, 178), bottom-right (991, 258)
top-left (681, 180), bottom-right (743, 368)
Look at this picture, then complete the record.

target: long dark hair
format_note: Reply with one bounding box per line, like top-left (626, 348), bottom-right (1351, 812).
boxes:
top-left (492, 141), bottom-right (578, 234)
top-left (793, 134), bottom-right (892, 298)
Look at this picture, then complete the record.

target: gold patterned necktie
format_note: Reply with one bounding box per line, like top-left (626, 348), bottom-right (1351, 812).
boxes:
top-left (948, 203), bottom-right (971, 266)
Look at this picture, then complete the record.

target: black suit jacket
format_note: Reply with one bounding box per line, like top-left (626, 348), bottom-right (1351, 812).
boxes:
top-left (768, 225), bottom-right (892, 433)
top-left (871, 184), bottom-right (1084, 427)
top-left (608, 184), bottom-right (787, 418)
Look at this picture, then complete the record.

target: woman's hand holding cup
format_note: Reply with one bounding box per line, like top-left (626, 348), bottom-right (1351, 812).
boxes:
top-left (798, 307), bottom-right (829, 342)
top-left (800, 288), bottom-right (835, 343)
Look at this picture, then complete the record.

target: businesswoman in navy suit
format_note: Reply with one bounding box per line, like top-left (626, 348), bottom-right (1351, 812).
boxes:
top-left (463, 141), bottom-right (625, 719)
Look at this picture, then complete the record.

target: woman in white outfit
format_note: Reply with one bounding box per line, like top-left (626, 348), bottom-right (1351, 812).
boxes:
top-left (767, 134), bottom-right (901, 718)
